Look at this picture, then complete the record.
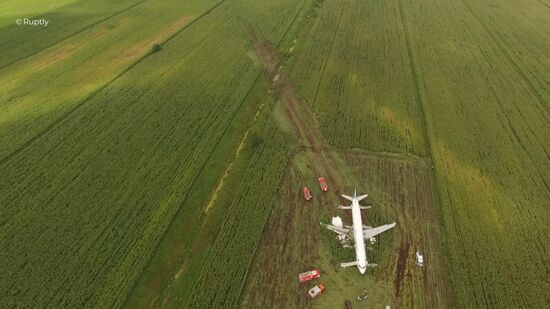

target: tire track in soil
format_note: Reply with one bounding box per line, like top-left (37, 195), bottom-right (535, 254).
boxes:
top-left (395, 238), bottom-right (410, 301)
top-left (250, 35), bottom-right (345, 196)
top-left (248, 34), bottom-right (354, 308)
top-left (250, 27), bottom-right (451, 308)
top-left (250, 27), bottom-right (378, 251)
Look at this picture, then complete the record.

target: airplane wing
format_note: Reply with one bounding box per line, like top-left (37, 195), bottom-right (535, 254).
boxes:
top-left (321, 223), bottom-right (350, 235)
top-left (363, 223), bottom-right (396, 239)
top-left (340, 261), bottom-right (358, 268)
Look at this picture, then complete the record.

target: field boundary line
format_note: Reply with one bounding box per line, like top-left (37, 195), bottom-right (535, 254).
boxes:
top-left (0, 0), bottom-right (228, 169)
top-left (134, 0), bottom-right (312, 304)
top-left (460, 0), bottom-right (549, 117)
top-left (154, 0), bottom-right (227, 48)
top-left (122, 68), bottom-right (263, 308)
top-left (310, 0), bottom-right (346, 109)
top-left (274, 0), bottom-right (310, 49)
top-left (235, 149), bottom-right (291, 307)
top-left (395, 0), bottom-right (434, 164)
top-left (395, 0), bottom-right (455, 307)
top-left (0, 0), bottom-right (149, 71)
top-left (235, 0), bottom-right (311, 305)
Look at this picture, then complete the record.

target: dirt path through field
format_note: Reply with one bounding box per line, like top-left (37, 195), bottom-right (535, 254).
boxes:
top-left (251, 35), bottom-right (350, 195)
top-left (247, 32), bottom-right (453, 308)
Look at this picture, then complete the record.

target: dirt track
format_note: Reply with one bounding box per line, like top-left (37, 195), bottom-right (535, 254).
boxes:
top-left (251, 36), bottom-right (345, 193)
top-left (244, 34), bottom-right (452, 308)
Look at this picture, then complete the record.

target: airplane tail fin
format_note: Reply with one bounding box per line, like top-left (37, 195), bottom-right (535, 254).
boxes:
top-left (356, 194), bottom-right (368, 201)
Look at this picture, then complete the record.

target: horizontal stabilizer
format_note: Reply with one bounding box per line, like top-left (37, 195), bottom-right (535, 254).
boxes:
top-left (342, 192), bottom-right (369, 202)
top-left (363, 222), bottom-right (396, 239)
top-left (340, 261), bottom-right (358, 268)
top-left (342, 194), bottom-right (354, 201)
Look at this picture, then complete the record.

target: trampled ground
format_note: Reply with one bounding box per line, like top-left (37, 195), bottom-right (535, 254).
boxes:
top-left (240, 149), bottom-right (453, 308)
top-left (240, 27), bottom-right (452, 307)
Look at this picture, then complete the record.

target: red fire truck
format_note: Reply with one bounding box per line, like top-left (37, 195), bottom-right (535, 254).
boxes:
top-left (298, 269), bottom-right (321, 283)
top-left (303, 187), bottom-right (312, 201)
top-left (307, 284), bottom-right (326, 299)
top-left (318, 177), bottom-right (328, 192)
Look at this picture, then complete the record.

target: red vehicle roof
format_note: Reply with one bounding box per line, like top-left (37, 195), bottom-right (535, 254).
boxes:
top-left (318, 178), bottom-right (328, 192)
top-left (303, 187), bottom-right (312, 201)
top-left (298, 269), bottom-right (321, 282)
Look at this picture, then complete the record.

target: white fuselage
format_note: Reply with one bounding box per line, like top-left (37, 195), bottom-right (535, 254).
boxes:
top-left (351, 197), bottom-right (367, 274)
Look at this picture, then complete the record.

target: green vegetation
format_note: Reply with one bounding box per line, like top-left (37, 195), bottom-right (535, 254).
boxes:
top-left (399, 0), bottom-right (550, 306)
top-left (122, 77), bottom-right (269, 308)
top-left (123, 78), bottom-right (288, 308)
top-left (150, 43), bottom-right (162, 54)
top-left (1, 0), bottom-right (548, 308)
top-left (241, 0), bottom-right (548, 307)
top-left (0, 0), bottom-right (303, 307)
top-left (240, 148), bottom-right (450, 308)
top-left (0, 0), bottom-right (219, 161)
top-left (288, 0), bottom-right (427, 155)
top-left (185, 119), bottom-right (289, 309)
top-left (0, 0), bottom-right (144, 68)
top-left (276, 0), bottom-right (549, 307)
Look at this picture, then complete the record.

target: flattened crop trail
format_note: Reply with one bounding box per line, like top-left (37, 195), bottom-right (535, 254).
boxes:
top-left (394, 238), bottom-right (410, 298)
top-left (0, 0), bottom-right (227, 168)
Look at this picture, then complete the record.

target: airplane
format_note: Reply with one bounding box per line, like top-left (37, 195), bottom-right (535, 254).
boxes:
top-left (321, 190), bottom-right (396, 274)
